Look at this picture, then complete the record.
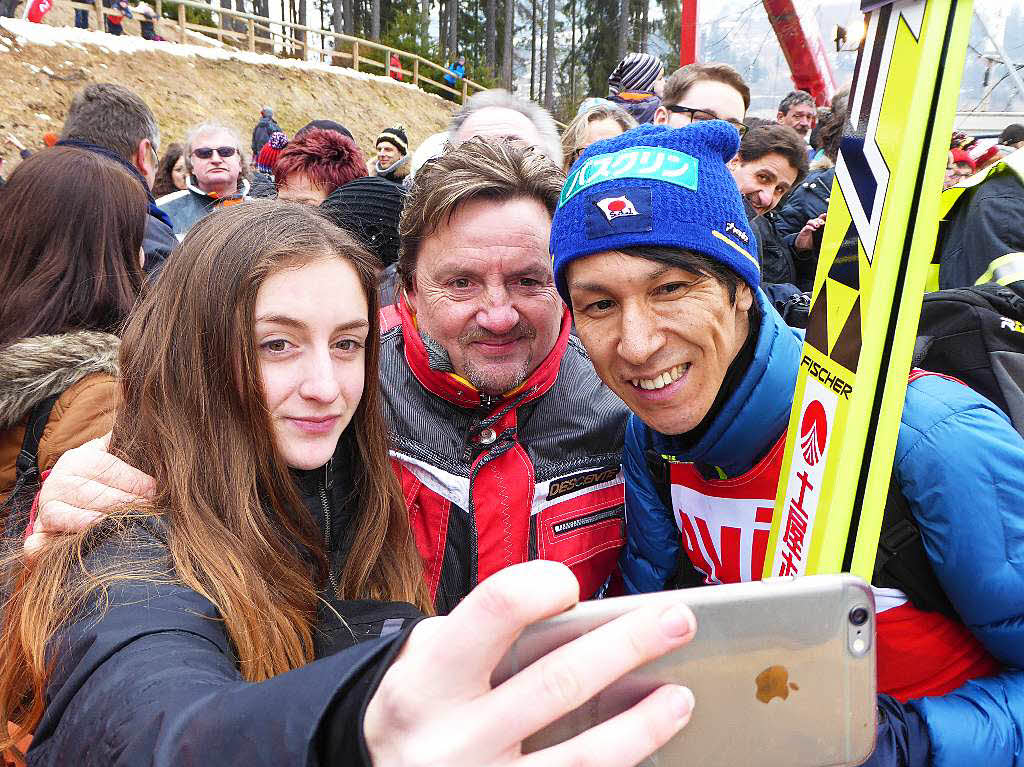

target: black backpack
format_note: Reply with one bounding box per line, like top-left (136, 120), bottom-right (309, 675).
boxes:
top-left (912, 282), bottom-right (1024, 437)
top-left (1, 395), bottom-right (59, 542)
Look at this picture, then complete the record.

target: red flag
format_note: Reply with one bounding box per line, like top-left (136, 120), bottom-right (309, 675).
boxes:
top-left (26, 0), bottom-right (53, 23)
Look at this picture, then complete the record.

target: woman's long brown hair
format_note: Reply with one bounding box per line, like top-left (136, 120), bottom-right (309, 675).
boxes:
top-left (0, 201), bottom-right (430, 751)
top-left (0, 147), bottom-right (146, 347)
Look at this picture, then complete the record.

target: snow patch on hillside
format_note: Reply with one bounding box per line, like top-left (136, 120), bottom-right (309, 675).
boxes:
top-left (0, 16), bottom-right (424, 94)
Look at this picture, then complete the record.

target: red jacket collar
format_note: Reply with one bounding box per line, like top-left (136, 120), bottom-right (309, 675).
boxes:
top-left (394, 294), bottom-right (571, 410)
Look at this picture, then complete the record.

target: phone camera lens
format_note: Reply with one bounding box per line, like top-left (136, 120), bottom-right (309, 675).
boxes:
top-left (849, 607), bottom-right (869, 626)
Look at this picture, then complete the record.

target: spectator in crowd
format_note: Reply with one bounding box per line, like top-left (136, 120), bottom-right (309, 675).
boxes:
top-left (372, 125), bottom-right (409, 185)
top-left (151, 142), bottom-right (186, 198)
top-left (250, 130), bottom-right (288, 198)
top-left (72, 0), bottom-right (92, 28)
top-left (776, 89), bottom-right (817, 145)
top-left (389, 51), bottom-right (403, 81)
top-left (57, 83), bottom-right (178, 272)
top-left (999, 123), bottom-right (1024, 151)
top-left (0, 147), bottom-right (145, 517)
top-left (561, 101), bottom-right (637, 171)
top-left (943, 148), bottom-right (975, 188)
top-left (320, 175), bottom-right (405, 270)
top-left (551, 119), bottom-right (1024, 767)
top-left (728, 123), bottom-right (808, 286)
top-left (133, 2), bottom-right (162, 40)
top-left (251, 106), bottom-right (282, 157)
top-left (273, 127), bottom-right (366, 206)
top-left (730, 123), bottom-right (807, 219)
top-left (157, 122), bottom-right (249, 238)
top-left (653, 62), bottom-right (749, 136)
top-left (936, 137), bottom-right (1024, 289)
top-left (443, 53), bottom-right (466, 87)
top-left (101, 0), bottom-right (132, 35)
top-left (10, 202), bottom-right (697, 766)
top-left (34, 139), bottom-right (630, 616)
top-left (607, 52), bottom-right (665, 124)
top-left (774, 105), bottom-right (847, 291)
top-left (449, 88), bottom-right (563, 166)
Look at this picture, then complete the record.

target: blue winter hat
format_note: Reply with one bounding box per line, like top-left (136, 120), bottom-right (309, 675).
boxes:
top-left (550, 121), bottom-right (758, 305)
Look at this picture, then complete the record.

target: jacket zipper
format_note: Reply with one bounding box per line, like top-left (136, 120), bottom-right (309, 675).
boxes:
top-left (551, 505), bottom-right (625, 536)
top-left (318, 480), bottom-right (338, 589)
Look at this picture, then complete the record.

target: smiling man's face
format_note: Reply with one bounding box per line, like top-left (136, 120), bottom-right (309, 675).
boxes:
top-left (406, 196), bottom-right (563, 395)
top-left (567, 250), bottom-right (752, 435)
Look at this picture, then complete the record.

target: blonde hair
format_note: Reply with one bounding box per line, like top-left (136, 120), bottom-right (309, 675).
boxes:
top-left (560, 103), bottom-right (637, 171)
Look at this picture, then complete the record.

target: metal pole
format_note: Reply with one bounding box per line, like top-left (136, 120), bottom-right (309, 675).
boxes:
top-left (973, 7), bottom-right (1024, 104)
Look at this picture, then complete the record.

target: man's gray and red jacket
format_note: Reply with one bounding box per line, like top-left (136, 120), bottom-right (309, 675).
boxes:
top-left (380, 297), bottom-right (629, 613)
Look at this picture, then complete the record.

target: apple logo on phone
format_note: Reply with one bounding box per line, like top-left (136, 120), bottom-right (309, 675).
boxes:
top-left (755, 665), bottom-right (800, 703)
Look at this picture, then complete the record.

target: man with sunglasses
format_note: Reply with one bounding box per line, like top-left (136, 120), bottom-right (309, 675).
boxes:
top-left (157, 123), bottom-right (250, 239)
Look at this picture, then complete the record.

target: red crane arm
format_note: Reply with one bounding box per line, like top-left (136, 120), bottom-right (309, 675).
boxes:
top-left (761, 0), bottom-right (838, 105)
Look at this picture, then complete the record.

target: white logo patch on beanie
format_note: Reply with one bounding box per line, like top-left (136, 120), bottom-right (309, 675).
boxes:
top-left (596, 196), bottom-right (639, 221)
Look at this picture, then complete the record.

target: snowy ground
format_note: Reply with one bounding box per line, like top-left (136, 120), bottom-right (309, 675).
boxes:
top-left (0, 15), bottom-right (425, 94)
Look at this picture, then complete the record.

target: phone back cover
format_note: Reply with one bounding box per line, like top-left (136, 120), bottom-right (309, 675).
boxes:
top-left (494, 575), bottom-right (876, 767)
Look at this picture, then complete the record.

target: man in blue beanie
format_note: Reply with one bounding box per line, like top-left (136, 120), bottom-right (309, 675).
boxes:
top-left (551, 120), bottom-right (1024, 767)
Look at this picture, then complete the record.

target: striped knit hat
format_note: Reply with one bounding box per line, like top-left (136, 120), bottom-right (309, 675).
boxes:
top-left (376, 125), bottom-right (409, 156)
top-left (256, 131), bottom-right (288, 174)
top-left (607, 53), bottom-right (664, 96)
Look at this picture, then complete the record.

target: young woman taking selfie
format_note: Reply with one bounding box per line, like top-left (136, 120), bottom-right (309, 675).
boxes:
top-left (2, 201), bottom-right (697, 767)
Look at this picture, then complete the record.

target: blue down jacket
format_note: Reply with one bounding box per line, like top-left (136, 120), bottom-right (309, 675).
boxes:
top-left (621, 290), bottom-right (1024, 766)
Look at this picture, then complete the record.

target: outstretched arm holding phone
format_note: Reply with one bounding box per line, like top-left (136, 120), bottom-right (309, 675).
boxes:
top-left (24, 441), bottom-right (696, 766)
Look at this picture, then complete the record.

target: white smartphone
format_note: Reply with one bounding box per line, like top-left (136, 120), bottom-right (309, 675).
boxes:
top-left (493, 574), bottom-right (876, 767)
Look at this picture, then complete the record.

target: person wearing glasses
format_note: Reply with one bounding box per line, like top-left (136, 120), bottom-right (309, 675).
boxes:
top-left (652, 62), bottom-right (749, 137)
top-left (157, 122), bottom-right (250, 239)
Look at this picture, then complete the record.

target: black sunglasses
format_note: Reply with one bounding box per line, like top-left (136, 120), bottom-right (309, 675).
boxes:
top-left (663, 105), bottom-right (748, 136)
top-left (192, 146), bottom-right (238, 159)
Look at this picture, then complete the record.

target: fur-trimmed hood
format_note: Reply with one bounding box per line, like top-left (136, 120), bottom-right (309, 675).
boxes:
top-left (0, 331), bottom-right (120, 430)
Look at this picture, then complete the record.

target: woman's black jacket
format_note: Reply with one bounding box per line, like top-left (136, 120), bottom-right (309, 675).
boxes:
top-left (26, 467), bottom-right (423, 767)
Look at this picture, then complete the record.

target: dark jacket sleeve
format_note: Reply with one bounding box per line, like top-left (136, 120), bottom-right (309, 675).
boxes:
top-left (28, 577), bottom-right (417, 767)
top-left (939, 171), bottom-right (1024, 289)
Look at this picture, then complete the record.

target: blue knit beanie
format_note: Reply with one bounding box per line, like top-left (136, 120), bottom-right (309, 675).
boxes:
top-left (550, 121), bottom-right (759, 305)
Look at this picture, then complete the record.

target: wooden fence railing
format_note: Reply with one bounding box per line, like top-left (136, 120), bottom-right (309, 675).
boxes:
top-left (66, 0), bottom-right (487, 103)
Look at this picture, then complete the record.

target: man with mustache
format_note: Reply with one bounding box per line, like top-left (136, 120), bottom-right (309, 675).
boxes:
top-left (382, 137), bottom-right (629, 612)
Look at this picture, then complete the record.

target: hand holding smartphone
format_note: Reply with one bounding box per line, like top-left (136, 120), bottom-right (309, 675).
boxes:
top-left (494, 574), bottom-right (876, 767)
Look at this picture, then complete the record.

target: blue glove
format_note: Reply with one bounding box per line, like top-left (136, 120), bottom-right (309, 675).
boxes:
top-left (861, 694), bottom-right (931, 767)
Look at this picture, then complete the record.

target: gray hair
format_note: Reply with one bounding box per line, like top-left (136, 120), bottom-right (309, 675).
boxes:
top-left (184, 122), bottom-right (248, 177)
top-left (448, 88), bottom-right (563, 167)
top-left (778, 90), bottom-right (815, 116)
top-left (60, 83), bottom-right (160, 164)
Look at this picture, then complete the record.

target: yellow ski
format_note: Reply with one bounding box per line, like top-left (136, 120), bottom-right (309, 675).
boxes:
top-left (764, 0), bottom-right (974, 580)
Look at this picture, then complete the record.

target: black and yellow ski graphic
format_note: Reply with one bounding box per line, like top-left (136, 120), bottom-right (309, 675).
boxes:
top-left (763, 0), bottom-right (973, 580)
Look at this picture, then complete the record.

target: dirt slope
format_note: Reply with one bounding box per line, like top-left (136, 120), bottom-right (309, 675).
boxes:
top-left (0, 18), bottom-right (456, 174)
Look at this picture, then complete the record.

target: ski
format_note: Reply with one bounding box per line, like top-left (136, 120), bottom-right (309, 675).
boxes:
top-left (763, 0), bottom-right (974, 580)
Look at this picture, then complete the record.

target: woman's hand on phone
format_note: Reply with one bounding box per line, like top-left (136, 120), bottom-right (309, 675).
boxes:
top-left (364, 560), bottom-right (697, 767)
